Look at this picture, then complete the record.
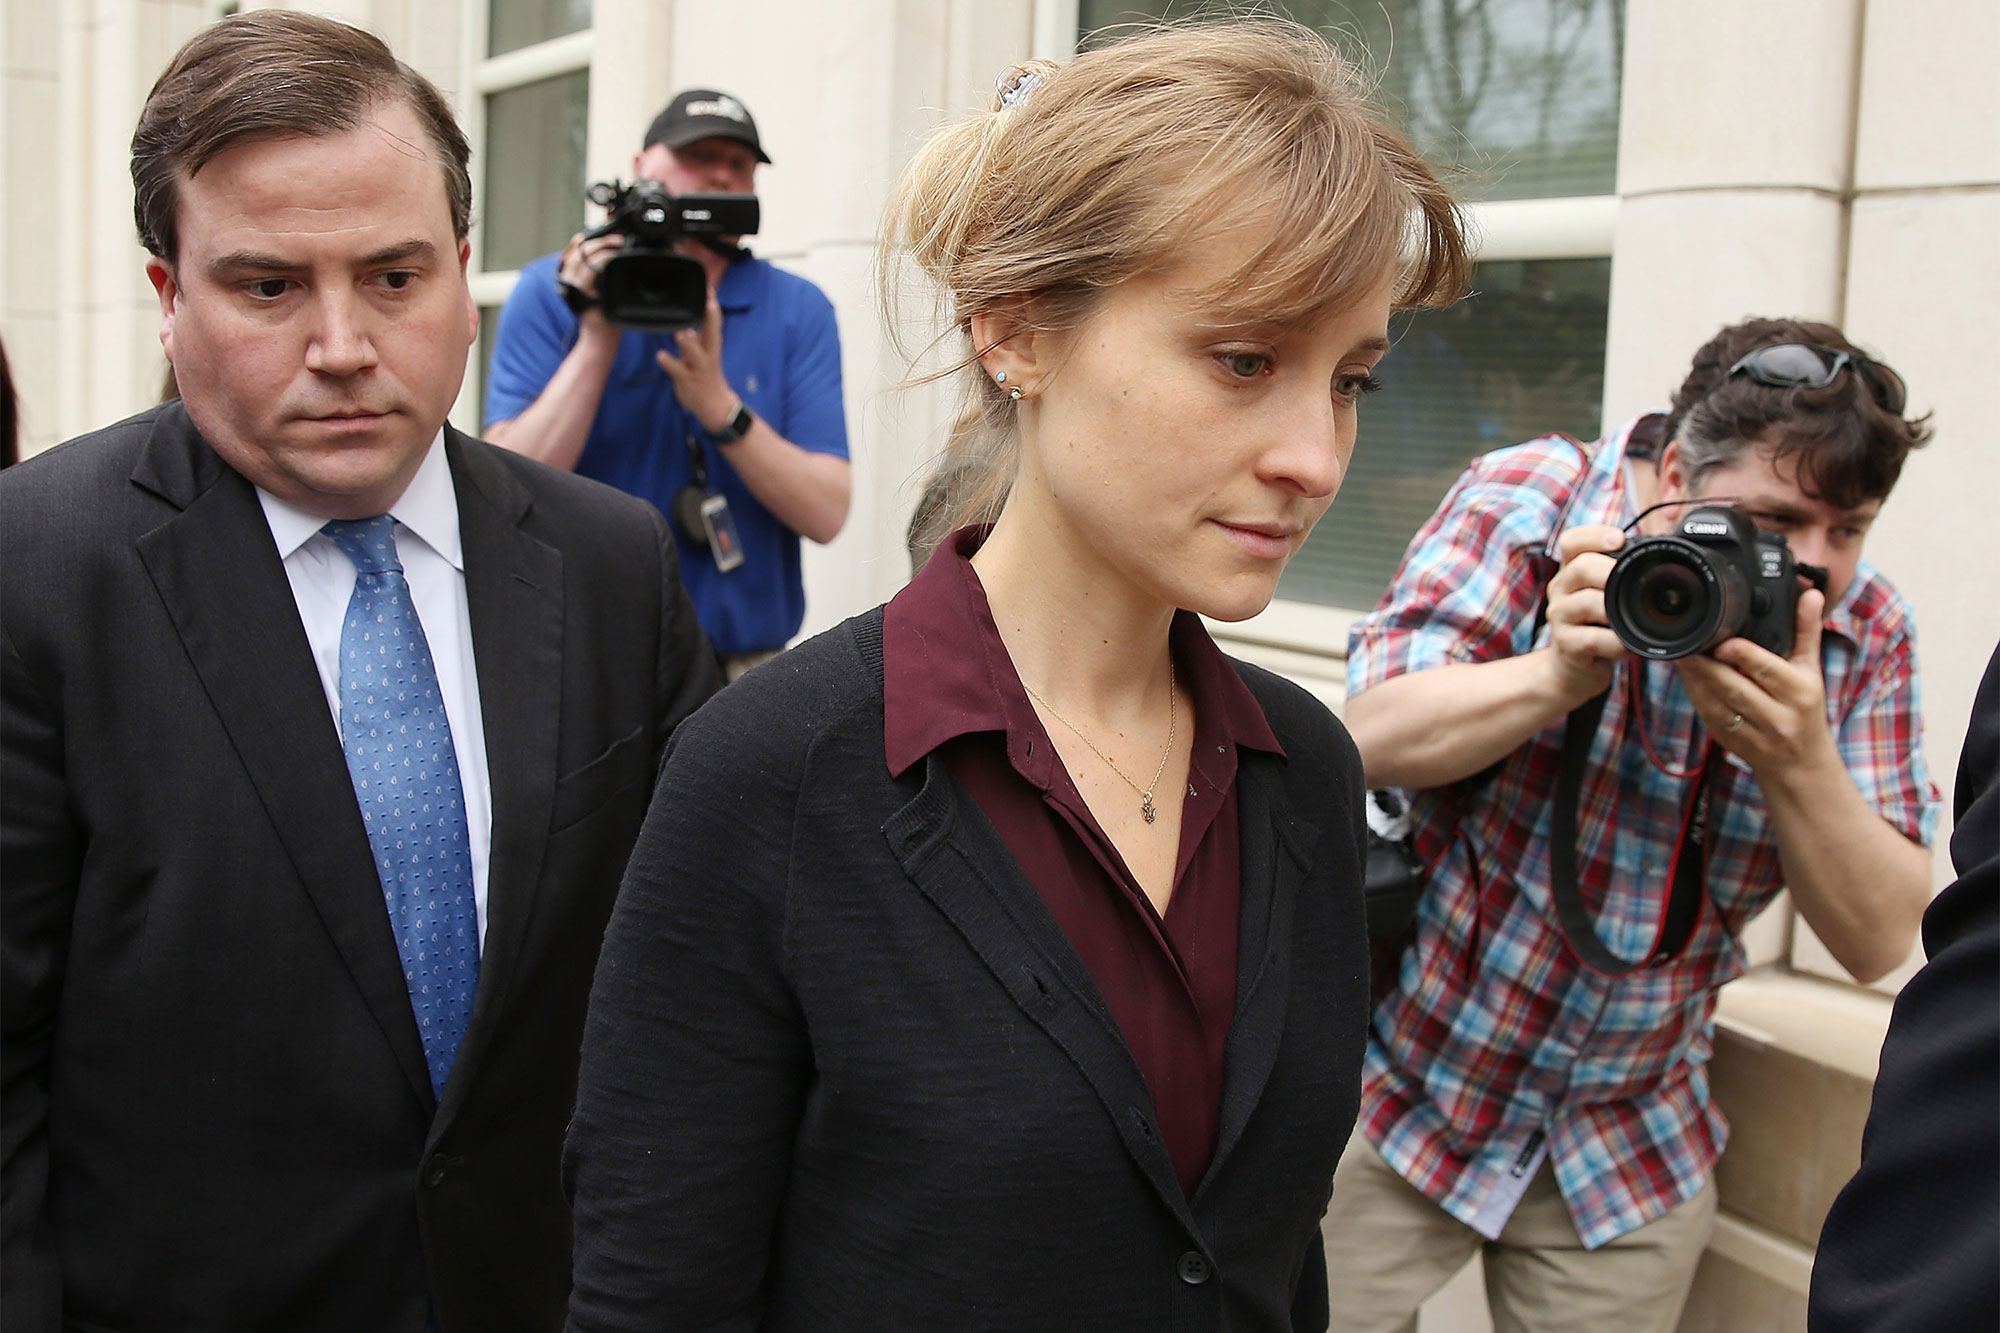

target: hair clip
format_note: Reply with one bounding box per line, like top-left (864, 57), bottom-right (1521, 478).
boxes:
top-left (997, 69), bottom-right (1044, 111)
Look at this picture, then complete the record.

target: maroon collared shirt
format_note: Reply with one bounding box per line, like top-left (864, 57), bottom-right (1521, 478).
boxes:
top-left (883, 529), bottom-right (1284, 1196)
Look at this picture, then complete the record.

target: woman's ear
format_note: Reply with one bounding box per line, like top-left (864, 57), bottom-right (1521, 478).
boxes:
top-left (969, 301), bottom-right (1045, 396)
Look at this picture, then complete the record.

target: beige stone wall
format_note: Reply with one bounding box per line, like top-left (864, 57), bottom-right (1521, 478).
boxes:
top-left (1841, 0), bottom-right (2000, 907)
top-left (3, 0), bottom-right (208, 459)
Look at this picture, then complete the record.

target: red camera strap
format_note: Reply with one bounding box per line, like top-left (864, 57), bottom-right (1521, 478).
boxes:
top-left (1546, 684), bottom-right (1715, 976)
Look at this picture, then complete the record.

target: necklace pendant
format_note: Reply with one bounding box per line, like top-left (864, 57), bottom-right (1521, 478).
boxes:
top-left (1141, 794), bottom-right (1157, 824)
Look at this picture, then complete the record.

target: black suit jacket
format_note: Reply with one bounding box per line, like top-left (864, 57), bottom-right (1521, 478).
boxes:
top-left (0, 402), bottom-right (720, 1331)
top-left (564, 609), bottom-right (1369, 1331)
top-left (1808, 642), bottom-right (1999, 1332)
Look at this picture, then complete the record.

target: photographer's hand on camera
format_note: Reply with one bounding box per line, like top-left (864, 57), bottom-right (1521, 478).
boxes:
top-left (1345, 524), bottom-right (1633, 790)
top-left (1676, 587), bottom-right (1835, 775)
top-left (483, 231), bottom-right (625, 470)
top-left (1543, 524), bottom-right (1633, 709)
top-left (1675, 586), bottom-right (1927, 982)
top-left (557, 233), bottom-right (625, 341)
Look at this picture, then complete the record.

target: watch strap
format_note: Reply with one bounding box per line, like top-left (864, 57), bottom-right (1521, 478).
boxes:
top-left (705, 400), bottom-right (754, 445)
top-left (556, 275), bottom-right (597, 317)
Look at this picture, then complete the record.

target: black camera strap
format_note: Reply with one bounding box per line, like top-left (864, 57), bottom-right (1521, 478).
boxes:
top-left (670, 426), bottom-right (717, 551)
top-left (683, 429), bottom-right (711, 490)
top-left (1547, 684), bottom-right (1714, 976)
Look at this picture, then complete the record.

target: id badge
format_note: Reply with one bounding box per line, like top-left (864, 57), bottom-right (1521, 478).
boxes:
top-left (700, 493), bottom-right (746, 573)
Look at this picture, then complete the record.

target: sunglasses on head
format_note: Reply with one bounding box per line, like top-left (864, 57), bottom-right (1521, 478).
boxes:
top-left (1725, 343), bottom-right (1908, 415)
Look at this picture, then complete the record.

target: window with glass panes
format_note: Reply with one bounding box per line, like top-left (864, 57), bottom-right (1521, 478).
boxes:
top-left (489, 0), bottom-right (591, 58)
top-left (1076, 0), bottom-right (1622, 620)
top-left (462, 0), bottom-right (595, 431)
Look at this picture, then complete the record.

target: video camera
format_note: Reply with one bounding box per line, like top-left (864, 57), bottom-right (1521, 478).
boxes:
top-left (1603, 504), bottom-right (1827, 660)
top-left (580, 179), bottom-right (760, 332)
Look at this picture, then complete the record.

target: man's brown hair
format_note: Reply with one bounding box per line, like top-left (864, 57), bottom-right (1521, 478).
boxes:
top-left (1664, 317), bottom-right (1932, 510)
top-left (131, 10), bottom-right (472, 263)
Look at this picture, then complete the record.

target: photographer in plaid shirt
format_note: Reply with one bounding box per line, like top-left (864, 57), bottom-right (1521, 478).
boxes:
top-left (1320, 317), bottom-right (1939, 1332)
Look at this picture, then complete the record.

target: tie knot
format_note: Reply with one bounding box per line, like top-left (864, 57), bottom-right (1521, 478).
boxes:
top-left (321, 516), bottom-right (403, 576)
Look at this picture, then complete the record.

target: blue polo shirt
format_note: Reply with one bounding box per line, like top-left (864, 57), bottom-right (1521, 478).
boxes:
top-left (485, 252), bottom-right (848, 656)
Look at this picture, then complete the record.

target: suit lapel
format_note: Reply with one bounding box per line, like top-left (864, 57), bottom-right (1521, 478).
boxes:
top-left (882, 755), bottom-right (1195, 1230)
top-left (438, 430), bottom-right (563, 1120)
top-left (131, 409), bottom-right (435, 1112)
top-left (1198, 749), bottom-right (1315, 1197)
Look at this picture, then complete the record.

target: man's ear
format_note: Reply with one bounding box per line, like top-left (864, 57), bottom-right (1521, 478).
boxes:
top-left (146, 256), bottom-right (180, 357)
top-left (968, 301), bottom-right (1048, 395)
top-left (457, 238), bottom-right (478, 347)
top-left (1655, 437), bottom-right (1691, 501)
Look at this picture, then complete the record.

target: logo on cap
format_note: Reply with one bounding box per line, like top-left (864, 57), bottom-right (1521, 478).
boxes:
top-left (684, 95), bottom-right (748, 123)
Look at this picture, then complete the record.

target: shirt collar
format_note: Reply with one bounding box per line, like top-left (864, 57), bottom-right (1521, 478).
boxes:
top-left (255, 429), bottom-right (462, 570)
top-left (1820, 560), bottom-right (1883, 649)
top-left (882, 527), bottom-right (1283, 781)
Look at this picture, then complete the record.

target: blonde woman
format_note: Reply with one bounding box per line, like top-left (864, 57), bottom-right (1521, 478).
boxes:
top-left (565, 20), bottom-right (1468, 1331)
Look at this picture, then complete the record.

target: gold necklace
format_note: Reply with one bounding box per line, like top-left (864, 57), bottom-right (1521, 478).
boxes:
top-left (1022, 669), bottom-right (1178, 824)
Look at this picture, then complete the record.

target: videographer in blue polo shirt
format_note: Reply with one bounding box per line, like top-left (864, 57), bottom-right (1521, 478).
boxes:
top-left (486, 89), bottom-right (850, 679)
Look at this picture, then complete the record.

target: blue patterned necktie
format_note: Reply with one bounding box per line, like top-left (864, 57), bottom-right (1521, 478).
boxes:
top-left (322, 516), bottom-right (479, 1098)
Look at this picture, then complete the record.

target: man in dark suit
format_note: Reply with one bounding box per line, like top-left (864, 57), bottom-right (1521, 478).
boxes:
top-left (0, 12), bottom-right (719, 1331)
top-left (1808, 641), bottom-right (1999, 1332)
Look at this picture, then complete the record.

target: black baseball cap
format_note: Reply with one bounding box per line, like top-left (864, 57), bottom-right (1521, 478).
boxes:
top-left (643, 89), bottom-right (771, 165)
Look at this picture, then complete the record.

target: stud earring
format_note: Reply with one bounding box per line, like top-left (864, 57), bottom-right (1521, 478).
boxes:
top-left (1009, 387), bottom-right (1023, 400)
top-left (994, 371), bottom-right (1007, 385)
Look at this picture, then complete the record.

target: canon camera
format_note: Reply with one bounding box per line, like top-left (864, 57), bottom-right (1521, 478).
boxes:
top-left (1603, 505), bottom-right (1824, 660)
top-left (580, 179), bottom-right (759, 332)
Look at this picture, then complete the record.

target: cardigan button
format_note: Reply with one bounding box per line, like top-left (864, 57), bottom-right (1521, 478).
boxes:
top-left (1176, 1251), bottom-right (1212, 1285)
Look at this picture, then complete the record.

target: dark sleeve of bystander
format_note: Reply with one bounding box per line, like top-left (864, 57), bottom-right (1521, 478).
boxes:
top-left (2, 336), bottom-right (17, 468)
top-left (1807, 641), bottom-right (1999, 1332)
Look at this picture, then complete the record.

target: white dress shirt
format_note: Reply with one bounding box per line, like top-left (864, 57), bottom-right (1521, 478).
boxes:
top-left (255, 432), bottom-right (493, 947)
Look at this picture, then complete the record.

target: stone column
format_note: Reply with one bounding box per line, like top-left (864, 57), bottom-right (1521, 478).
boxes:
top-left (1600, 0), bottom-right (1861, 426)
top-left (40, 1), bottom-right (207, 451)
top-left (1837, 0), bottom-right (2000, 911)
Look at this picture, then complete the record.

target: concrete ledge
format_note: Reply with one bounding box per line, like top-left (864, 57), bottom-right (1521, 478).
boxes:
top-left (1707, 1211), bottom-right (1815, 1296)
top-left (1677, 1232), bottom-right (1810, 1332)
top-left (1709, 970), bottom-right (1889, 1248)
top-left (1668, 969), bottom-right (1896, 1330)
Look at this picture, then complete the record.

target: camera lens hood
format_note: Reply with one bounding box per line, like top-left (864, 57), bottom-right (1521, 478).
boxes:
top-left (1605, 535), bottom-right (1738, 660)
top-left (596, 252), bottom-right (709, 333)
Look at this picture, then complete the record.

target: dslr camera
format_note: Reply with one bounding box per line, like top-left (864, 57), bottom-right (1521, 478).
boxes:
top-left (1603, 505), bottom-right (1823, 660)
top-left (579, 179), bottom-right (760, 331)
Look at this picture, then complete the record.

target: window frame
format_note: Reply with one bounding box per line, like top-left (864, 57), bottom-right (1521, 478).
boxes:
top-left (1224, 193), bottom-right (1619, 655)
top-left (451, 5), bottom-right (595, 434)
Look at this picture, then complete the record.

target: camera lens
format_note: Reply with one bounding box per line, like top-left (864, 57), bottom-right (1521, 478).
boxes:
top-left (1604, 540), bottom-right (1735, 660)
top-left (1636, 562), bottom-right (1701, 633)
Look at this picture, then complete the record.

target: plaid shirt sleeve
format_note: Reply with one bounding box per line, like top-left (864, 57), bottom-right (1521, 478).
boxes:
top-left (1347, 439), bottom-right (1593, 694)
top-left (1829, 581), bottom-right (1940, 849)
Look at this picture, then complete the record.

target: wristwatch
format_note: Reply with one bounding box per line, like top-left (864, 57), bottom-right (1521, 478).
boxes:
top-left (704, 400), bottom-right (755, 445)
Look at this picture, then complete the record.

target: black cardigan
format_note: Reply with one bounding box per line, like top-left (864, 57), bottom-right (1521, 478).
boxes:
top-left (565, 609), bottom-right (1370, 1331)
